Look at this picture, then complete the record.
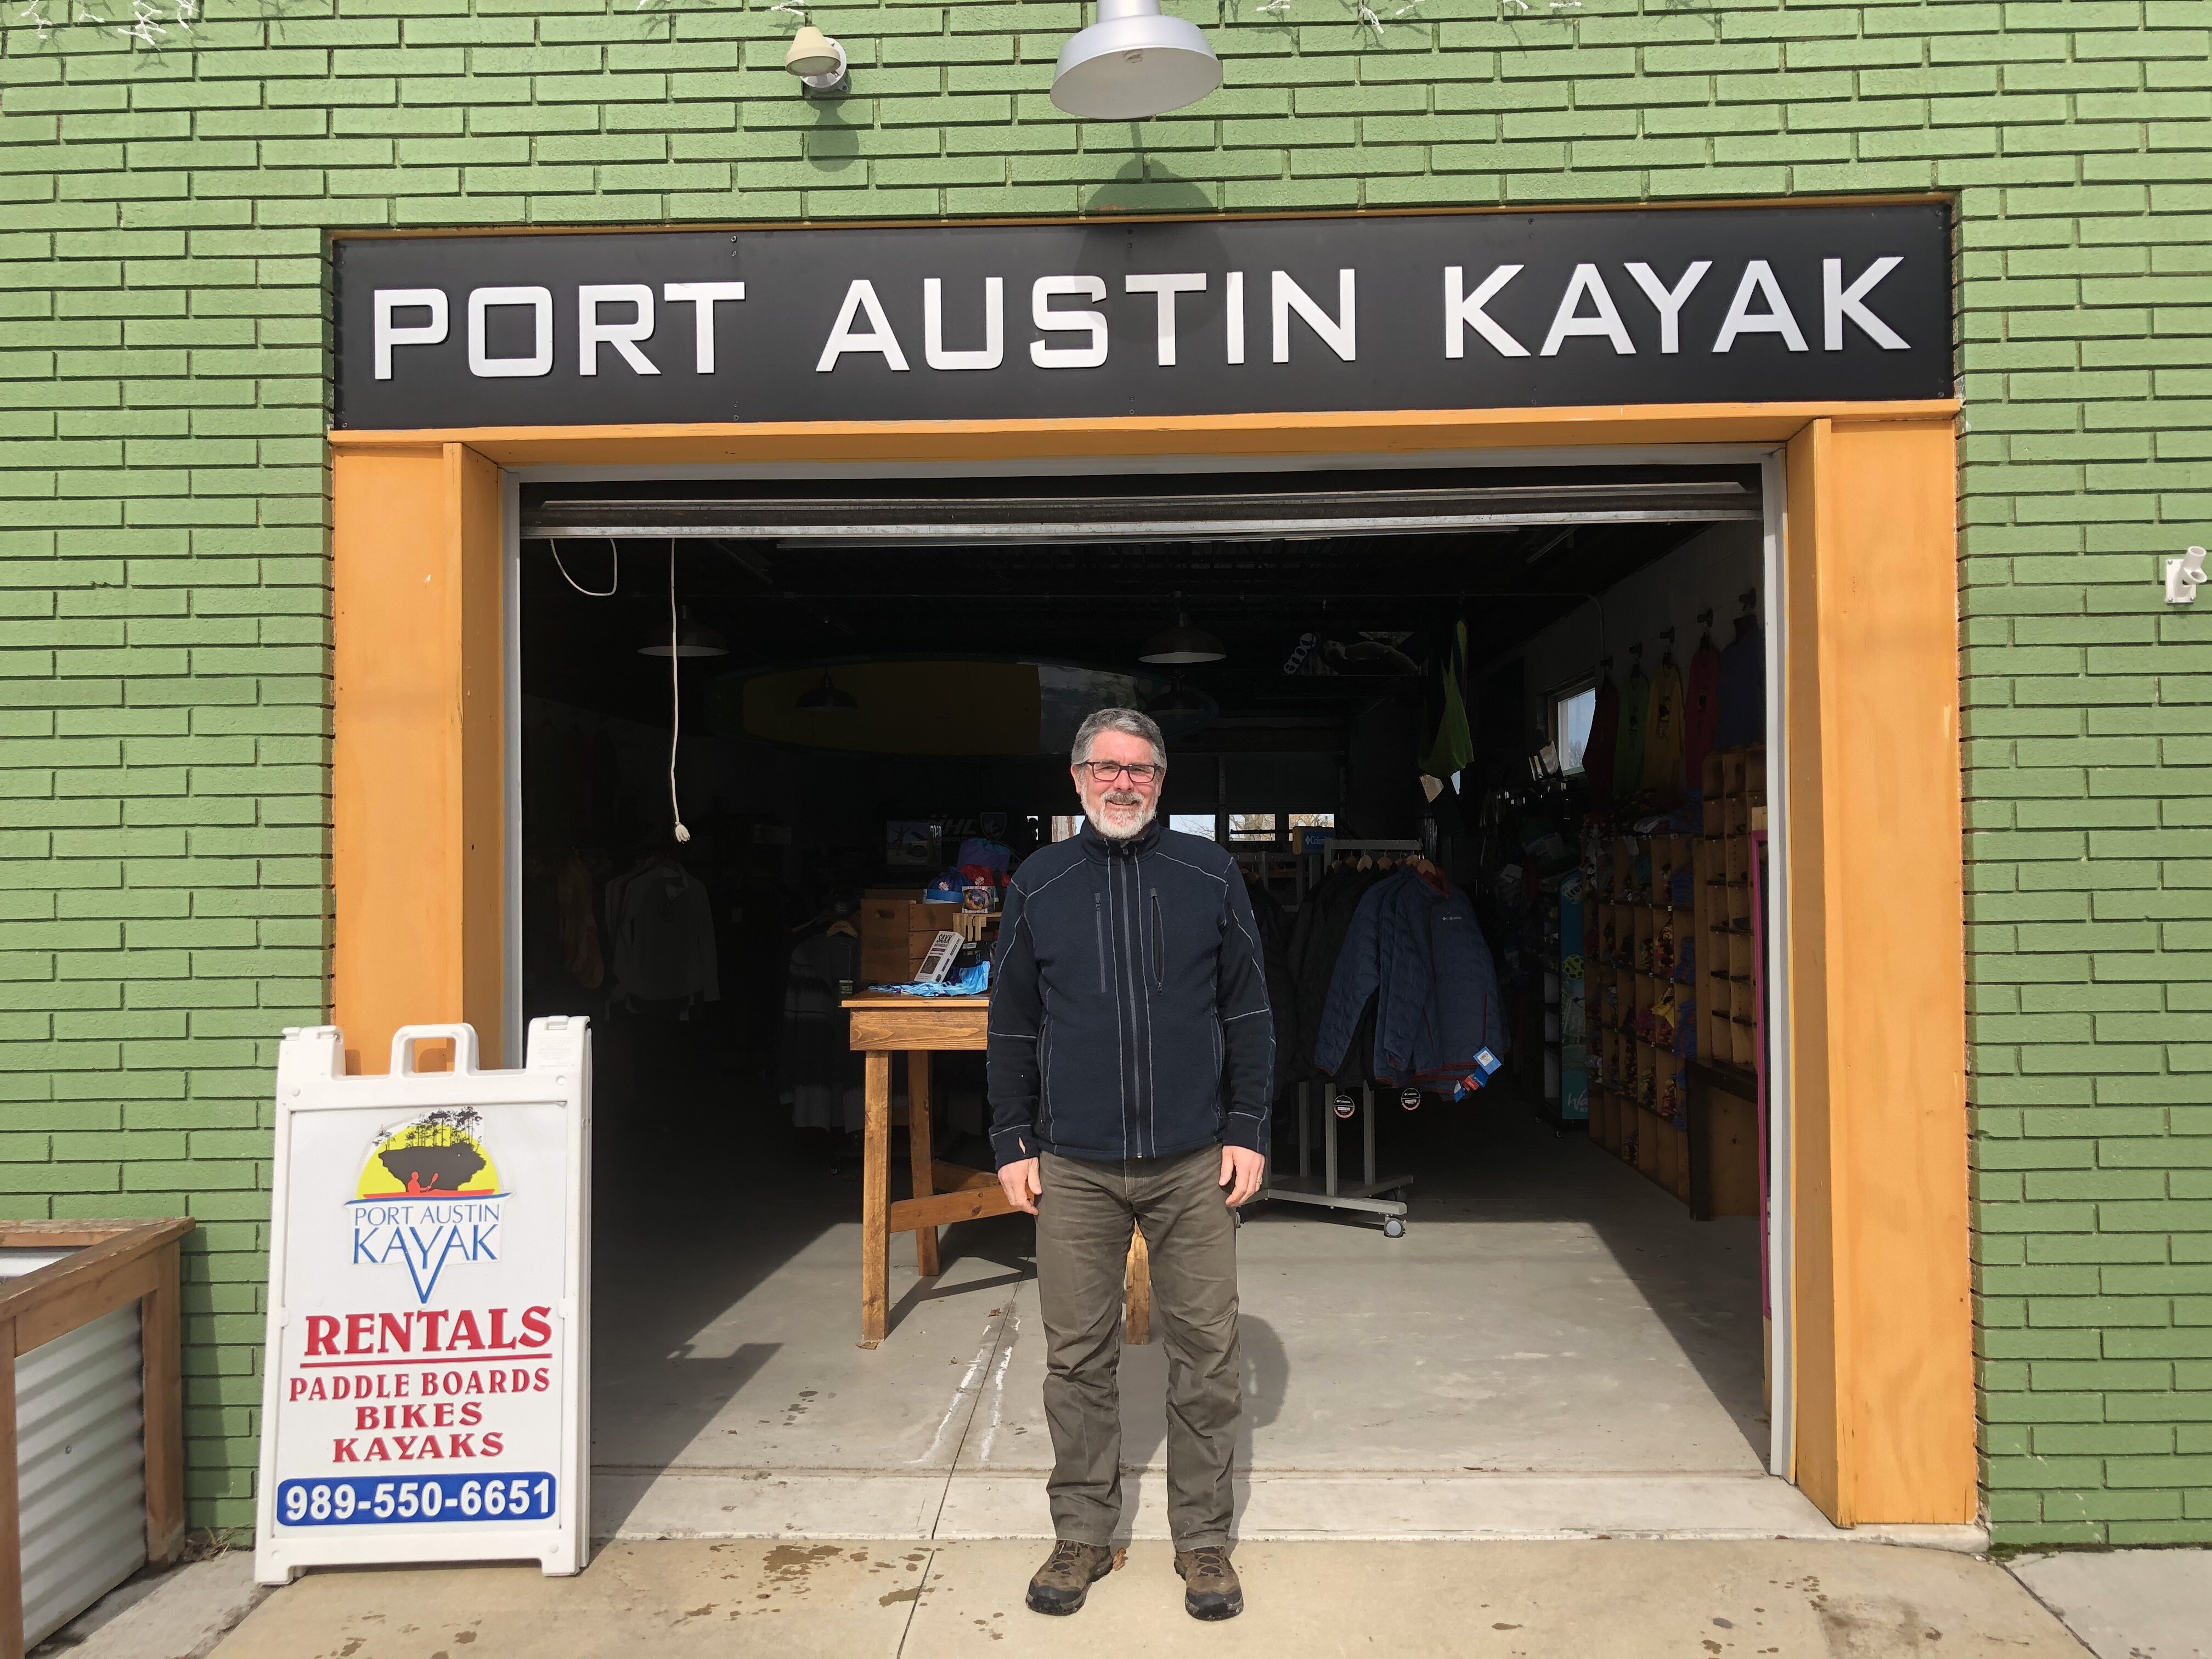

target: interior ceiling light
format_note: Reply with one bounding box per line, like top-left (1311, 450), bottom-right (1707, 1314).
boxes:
top-left (1146, 679), bottom-right (1211, 716)
top-left (785, 24), bottom-right (849, 92)
top-left (638, 608), bottom-right (728, 658)
top-left (795, 669), bottom-right (859, 713)
top-left (1051, 0), bottom-right (1222, 121)
top-left (1138, 608), bottom-right (1227, 665)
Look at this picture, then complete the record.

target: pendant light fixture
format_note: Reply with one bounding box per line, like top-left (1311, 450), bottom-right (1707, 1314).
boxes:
top-left (795, 669), bottom-right (859, 713)
top-left (1138, 602), bottom-right (1227, 665)
top-left (637, 607), bottom-right (728, 658)
top-left (1145, 678), bottom-right (1211, 717)
top-left (1143, 676), bottom-right (1217, 740)
top-left (1051, 0), bottom-right (1222, 121)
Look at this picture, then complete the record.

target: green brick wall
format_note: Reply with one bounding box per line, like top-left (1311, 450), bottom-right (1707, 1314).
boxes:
top-left (3, 0), bottom-right (2208, 1542)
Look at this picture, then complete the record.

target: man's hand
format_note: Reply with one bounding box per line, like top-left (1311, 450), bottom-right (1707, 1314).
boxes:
top-left (1219, 1145), bottom-right (1265, 1208)
top-left (999, 1156), bottom-right (1042, 1216)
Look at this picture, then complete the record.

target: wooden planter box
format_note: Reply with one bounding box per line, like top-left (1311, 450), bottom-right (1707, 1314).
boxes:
top-left (0, 1218), bottom-right (193, 1659)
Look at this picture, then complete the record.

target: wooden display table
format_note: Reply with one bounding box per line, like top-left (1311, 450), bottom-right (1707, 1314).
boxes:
top-left (844, 994), bottom-right (1149, 1348)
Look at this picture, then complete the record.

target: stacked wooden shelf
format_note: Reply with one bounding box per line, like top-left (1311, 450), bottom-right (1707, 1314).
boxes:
top-left (1584, 745), bottom-right (1765, 1218)
top-left (1585, 831), bottom-right (1696, 1200)
top-left (1694, 748), bottom-right (1767, 1070)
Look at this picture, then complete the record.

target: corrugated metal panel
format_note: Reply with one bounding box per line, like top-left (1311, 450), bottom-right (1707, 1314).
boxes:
top-left (521, 477), bottom-right (1763, 541)
top-left (3, 1249), bottom-right (148, 1649)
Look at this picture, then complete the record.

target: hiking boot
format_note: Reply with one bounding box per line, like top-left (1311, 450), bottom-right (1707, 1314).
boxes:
top-left (1024, 1540), bottom-right (1116, 1616)
top-left (1173, 1545), bottom-right (1244, 1620)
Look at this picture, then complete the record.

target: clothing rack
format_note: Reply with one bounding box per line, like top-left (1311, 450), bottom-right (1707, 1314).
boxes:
top-left (1263, 1083), bottom-right (1412, 1237)
top-left (1297, 834), bottom-right (1427, 885)
top-left (1264, 837), bottom-right (1425, 1237)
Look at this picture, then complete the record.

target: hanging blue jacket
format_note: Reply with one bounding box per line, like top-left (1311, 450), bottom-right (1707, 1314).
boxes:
top-left (1313, 869), bottom-right (1506, 1091)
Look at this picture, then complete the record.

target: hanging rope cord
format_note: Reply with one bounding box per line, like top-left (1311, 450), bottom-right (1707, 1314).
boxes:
top-left (665, 542), bottom-right (690, 844)
top-left (541, 535), bottom-right (689, 844)
top-left (550, 537), bottom-right (617, 597)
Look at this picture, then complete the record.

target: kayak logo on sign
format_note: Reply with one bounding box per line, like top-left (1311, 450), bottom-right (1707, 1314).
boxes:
top-left (350, 1109), bottom-right (505, 1304)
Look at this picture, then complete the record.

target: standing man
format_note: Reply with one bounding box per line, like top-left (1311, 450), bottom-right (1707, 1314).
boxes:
top-left (989, 707), bottom-right (1273, 1622)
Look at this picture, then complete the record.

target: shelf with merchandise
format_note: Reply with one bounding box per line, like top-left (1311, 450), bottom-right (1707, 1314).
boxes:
top-left (1584, 743), bottom-right (1766, 1214)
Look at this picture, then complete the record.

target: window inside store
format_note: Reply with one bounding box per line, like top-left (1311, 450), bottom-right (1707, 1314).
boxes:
top-left (1553, 683), bottom-right (1598, 776)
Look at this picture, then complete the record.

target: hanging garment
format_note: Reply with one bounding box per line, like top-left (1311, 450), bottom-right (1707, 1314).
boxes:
top-left (556, 849), bottom-right (605, 990)
top-left (1286, 862), bottom-right (1392, 1079)
top-left (1613, 667), bottom-right (1650, 800)
top-left (1716, 617), bottom-right (1765, 750)
top-left (1427, 770), bottom-right (1469, 838)
top-left (1312, 868), bottom-right (1508, 1091)
top-left (1418, 620), bottom-right (1475, 781)
top-left (1641, 657), bottom-right (1685, 793)
top-left (783, 928), bottom-right (865, 1131)
top-left (1581, 675), bottom-right (1619, 807)
top-left (1682, 637), bottom-right (1723, 790)
top-left (603, 859), bottom-right (719, 1008)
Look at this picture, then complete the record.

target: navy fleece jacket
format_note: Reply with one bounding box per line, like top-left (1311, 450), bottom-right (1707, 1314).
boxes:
top-left (987, 819), bottom-right (1274, 1167)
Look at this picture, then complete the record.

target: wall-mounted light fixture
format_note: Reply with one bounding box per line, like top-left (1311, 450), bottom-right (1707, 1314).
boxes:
top-left (785, 24), bottom-right (849, 94)
top-left (2167, 545), bottom-right (2207, 605)
top-left (1051, 0), bottom-right (1221, 120)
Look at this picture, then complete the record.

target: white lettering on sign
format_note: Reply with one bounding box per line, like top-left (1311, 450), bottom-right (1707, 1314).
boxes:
top-left (1123, 273), bottom-right (1207, 367)
top-left (816, 279), bottom-right (910, 372)
top-left (578, 285), bottom-right (659, 377)
top-left (1540, 263), bottom-right (1635, 357)
top-left (1714, 260), bottom-right (1809, 353)
top-left (661, 281), bottom-right (746, 373)
top-left (1031, 275), bottom-right (1109, 369)
top-left (1272, 268), bottom-right (1356, 363)
top-left (924, 276), bottom-right (1005, 371)
top-left (467, 286), bottom-right (554, 377)
top-left (361, 247), bottom-right (1922, 395)
top-left (1824, 256), bottom-right (1908, 351)
top-left (1443, 264), bottom-right (1528, 359)
top-left (1623, 261), bottom-right (1712, 356)
top-left (374, 290), bottom-right (448, 380)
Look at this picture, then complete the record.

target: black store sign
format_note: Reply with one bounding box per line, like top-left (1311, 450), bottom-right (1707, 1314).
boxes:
top-left (334, 203), bottom-right (1951, 429)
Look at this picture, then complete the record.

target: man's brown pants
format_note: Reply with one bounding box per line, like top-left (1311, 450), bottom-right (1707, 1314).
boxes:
top-left (1035, 1144), bottom-right (1241, 1551)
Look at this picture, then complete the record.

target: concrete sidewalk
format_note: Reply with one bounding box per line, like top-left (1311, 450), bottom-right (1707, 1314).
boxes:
top-left (2009, 1549), bottom-right (2210, 1659)
top-left (210, 1538), bottom-right (2088, 1658)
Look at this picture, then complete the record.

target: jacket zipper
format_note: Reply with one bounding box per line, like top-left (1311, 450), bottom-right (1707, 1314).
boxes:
top-left (1149, 889), bottom-right (1165, 989)
top-left (1094, 892), bottom-right (1109, 993)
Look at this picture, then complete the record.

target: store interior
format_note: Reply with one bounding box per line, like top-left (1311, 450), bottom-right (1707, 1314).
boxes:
top-left (513, 463), bottom-right (1804, 1540)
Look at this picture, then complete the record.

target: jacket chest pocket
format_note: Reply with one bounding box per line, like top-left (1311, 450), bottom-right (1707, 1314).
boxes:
top-left (1148, 890), bottom-right (1166, 989)
top-left (1094, 894), bottom-right (1109, 993)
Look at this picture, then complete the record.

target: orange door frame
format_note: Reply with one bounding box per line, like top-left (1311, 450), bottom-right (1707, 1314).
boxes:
top-left (325, 399), bottom-right (1973, 1527)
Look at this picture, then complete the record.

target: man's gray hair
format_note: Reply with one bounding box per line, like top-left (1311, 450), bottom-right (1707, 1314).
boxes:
top-left (1072, 707), bottom-right (1167, 770)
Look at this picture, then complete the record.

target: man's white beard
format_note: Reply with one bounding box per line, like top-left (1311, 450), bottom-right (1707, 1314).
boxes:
top-left (1087, 791), bottom-right (1159, 842)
